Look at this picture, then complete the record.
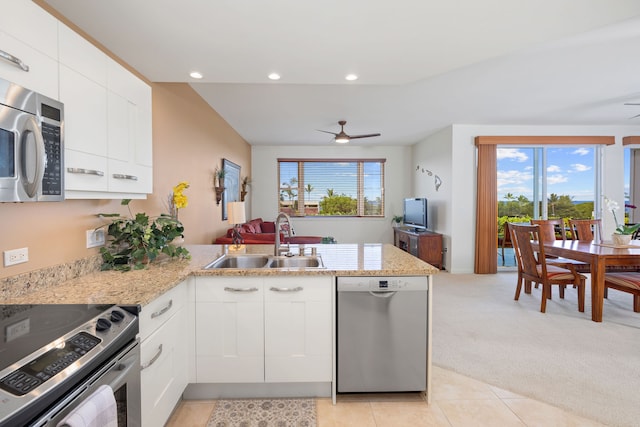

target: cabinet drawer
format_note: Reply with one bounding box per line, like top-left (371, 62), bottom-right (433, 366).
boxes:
top-left (107, 159), bottom-right (152, 194)
top-left (139, 283), bottom-right (187, 342)
top-left (64, 150), bottom-right (108, 193)
top-left (264, 276), bottom-right (332, 302)
top-left (196, 277), bottom-right (264, 302)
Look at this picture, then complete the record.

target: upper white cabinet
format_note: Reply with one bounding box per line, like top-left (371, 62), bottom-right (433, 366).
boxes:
top-left (0, 1), bottom-right (58, 98)
top-left (58, 23), bottom-right (153, 198)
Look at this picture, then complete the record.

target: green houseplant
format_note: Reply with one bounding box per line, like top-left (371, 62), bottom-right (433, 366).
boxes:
top-left (99, 199), bottom-right (190, 271)
top-left (391, 215), bottom-right (403, 227)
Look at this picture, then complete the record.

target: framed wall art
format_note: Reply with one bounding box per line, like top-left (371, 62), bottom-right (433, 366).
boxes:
top-left (221, 158), bottom-right (241, 220)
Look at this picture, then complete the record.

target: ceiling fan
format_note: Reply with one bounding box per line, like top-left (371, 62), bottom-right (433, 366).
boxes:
top-left (624, 102), bottom-right (640, 119)
top-left (317, 120), bottom-right (381, 143)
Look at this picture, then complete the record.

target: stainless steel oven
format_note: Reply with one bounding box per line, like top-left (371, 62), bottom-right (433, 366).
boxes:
top-left (0, 305), bottom-right (140, 426)
top-left (0, 76), bottom-right (64, 202)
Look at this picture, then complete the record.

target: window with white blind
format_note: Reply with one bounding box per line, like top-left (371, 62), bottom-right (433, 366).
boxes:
top-left (277, 159), bottom-right (385, 217)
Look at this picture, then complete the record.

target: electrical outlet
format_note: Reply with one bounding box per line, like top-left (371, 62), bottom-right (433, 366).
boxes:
top-left (4, 247), bottom-right (29, 267)
top-left (86, 229), bottom-right (106, 248)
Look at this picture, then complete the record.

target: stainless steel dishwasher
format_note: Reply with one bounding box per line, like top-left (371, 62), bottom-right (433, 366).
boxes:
top-left (337, 276), bottom-right (428, 393)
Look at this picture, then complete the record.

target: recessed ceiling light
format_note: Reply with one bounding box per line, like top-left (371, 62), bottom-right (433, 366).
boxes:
top-left (345, 74), bottom-right (358, 81)
top-left (190, 71), bottom-right (203, 79)
top-left (268, 73), bottom-right (281, 81)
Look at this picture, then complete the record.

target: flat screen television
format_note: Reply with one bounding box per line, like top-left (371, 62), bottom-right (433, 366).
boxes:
top-left (403, 198), bottom-right (428, 231)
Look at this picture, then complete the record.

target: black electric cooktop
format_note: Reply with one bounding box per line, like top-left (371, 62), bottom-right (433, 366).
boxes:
top-left (0, 304), bottom-right (115, 372)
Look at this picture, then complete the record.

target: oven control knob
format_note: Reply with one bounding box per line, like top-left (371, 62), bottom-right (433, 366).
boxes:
top-left (110, 310), bottom-right (125, 322)
top-left (96, 317), bottom-right (112, 331)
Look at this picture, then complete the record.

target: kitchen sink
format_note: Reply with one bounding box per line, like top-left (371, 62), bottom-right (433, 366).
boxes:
top-left (268, 256), bottom-right (324, 268)
top-left (204, 254), bottom-right (270, 269)
top-left (204, 254), bottom-right (324, 269)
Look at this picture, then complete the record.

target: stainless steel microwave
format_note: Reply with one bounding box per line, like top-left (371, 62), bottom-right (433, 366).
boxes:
top-left (0, 77), bottom-right (64, 202)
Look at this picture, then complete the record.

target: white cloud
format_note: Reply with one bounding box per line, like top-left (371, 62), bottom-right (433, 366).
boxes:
top-left (572, 148), bottom-right (590, 156)
top-left (497, 148), bottom-right (528, 162)
top-left (547, 165), bottom-right (561, 172)
top-left (547, 174), bottom-right (569, 184)
top-left (571, 163), bottom-right (591, 172)
top-left (497, 169), bottom-right (533, 190)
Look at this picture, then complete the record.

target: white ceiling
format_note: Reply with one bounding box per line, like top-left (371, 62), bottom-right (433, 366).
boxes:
top-left (42, 0), bottom-right (640, 146)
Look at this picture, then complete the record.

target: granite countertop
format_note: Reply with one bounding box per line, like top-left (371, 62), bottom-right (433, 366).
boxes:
top-left (1, 243), bottom-right (438, 306)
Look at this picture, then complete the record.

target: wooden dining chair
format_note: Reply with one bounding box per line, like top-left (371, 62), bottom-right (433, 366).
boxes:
top-left (603, 272), bottom-right (640, 313)
top-left (568, 219), bottom-right (603, 241)
top-left (510, 223), bottom-right (586, 313)
top-left (530, 219), bottom-right (590, 273)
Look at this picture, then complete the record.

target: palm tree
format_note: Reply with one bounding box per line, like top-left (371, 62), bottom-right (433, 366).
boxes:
top-left (326, 188), bottom-right (335, 197)
top-left (305, 184), bottom-right (314, 201)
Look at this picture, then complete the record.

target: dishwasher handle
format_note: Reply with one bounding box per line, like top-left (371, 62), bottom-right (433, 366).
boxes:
top-left (368, 290), bottom-right (397, 298)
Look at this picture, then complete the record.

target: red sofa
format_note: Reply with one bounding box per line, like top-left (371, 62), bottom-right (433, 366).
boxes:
top-left (214, 217), bottom-right (322, 244)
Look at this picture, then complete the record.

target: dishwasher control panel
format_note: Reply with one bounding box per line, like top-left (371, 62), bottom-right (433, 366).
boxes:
top-left (337, 276), bottom-right (428, 292)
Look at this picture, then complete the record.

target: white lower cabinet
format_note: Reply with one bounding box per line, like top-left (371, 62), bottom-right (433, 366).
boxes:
top-left (195, 276), bottom-right (332, 384)
top-left (264, 277), bottom-right (333, 382)
top-left (140, 280), bottom-right (189, 427)
top-left (196, 277), bottom-right (264, 383)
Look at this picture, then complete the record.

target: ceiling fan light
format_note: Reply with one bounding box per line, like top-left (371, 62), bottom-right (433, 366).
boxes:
top-left (335, 136), bottom-right (349, 143)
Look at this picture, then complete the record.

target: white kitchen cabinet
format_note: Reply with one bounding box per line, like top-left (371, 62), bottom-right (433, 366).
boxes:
top-left (195, 277), bottom-right (265, 383)
top-left (140, 280), bottom-right (190, 427)
top-left (58, 22), bottom-right (153, 198)
top-left (60, 65), bottom-right (108, 156)
top-left (0, 0), bottom-right (58, 58)
top-left (0, 0), bottom-right (58, 99)
top-left (264, 276), bottom-right (332, 382)
top-left (194, 276), bottom-right (332, 384)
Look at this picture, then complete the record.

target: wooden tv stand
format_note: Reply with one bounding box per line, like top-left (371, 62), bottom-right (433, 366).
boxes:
top-left (393, 227), bottom-right (443, 269)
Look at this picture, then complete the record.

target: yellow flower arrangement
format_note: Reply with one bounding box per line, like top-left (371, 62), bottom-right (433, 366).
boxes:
top-left (168, 181), bottom-right (189, 219)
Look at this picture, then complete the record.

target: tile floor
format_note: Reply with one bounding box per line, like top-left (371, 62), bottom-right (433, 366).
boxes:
top-left (165, 366), bottom-right (606, 426)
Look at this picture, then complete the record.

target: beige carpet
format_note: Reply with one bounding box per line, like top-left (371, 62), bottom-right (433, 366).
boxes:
top-left (207, 398), bottom-right (316, 427)
top-left (432, 271), bottom-right (640, 427)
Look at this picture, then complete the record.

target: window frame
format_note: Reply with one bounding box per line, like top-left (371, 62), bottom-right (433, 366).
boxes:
top-left (277, 158), bottom-right (386, 218)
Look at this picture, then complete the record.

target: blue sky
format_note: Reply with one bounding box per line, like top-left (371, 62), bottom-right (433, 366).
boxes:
top-left (497, 147), bottom-right (631, 203)
top-left (497, 147), bottom-right (595, 202)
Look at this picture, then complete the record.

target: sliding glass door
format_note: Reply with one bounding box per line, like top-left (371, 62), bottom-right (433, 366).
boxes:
top-left (497, 145), bottom-right (599, 267)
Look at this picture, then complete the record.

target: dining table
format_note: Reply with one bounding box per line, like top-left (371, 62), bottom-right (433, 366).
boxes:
top-left (532, 239), bottom-right (640, 322)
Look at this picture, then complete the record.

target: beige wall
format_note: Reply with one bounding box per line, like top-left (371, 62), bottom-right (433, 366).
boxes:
top-left (0, 83), bottom-right (250, 279)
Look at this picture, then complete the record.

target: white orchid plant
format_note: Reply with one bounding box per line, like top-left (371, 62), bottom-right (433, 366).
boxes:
top-left (604, 196), bottom-right (640, 235)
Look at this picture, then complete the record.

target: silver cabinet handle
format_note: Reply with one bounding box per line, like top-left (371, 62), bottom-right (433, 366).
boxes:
top-left (67, 167), bottom-right (104, 176)
top-left (0, 49), bottom-right (29, 71)
top-left (141, 344), bottom-right (162, 370)
top-left (224, 287), bottom-right (259, 293)
top-left (269, 286), bottom-right (303, 292)
top-left (150, 299), bottom-right (173, 318)
top-left (112, 173), bottom-right (138, 181)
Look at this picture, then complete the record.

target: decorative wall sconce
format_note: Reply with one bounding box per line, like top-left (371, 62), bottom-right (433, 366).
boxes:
top-left (214, 167), bottom-right (226, 205)
top-left (241, 176), bottom-right (251, 202)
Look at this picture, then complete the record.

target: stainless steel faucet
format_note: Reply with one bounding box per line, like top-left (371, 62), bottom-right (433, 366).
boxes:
top-left (274, 212), bottom-right (293, 256)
